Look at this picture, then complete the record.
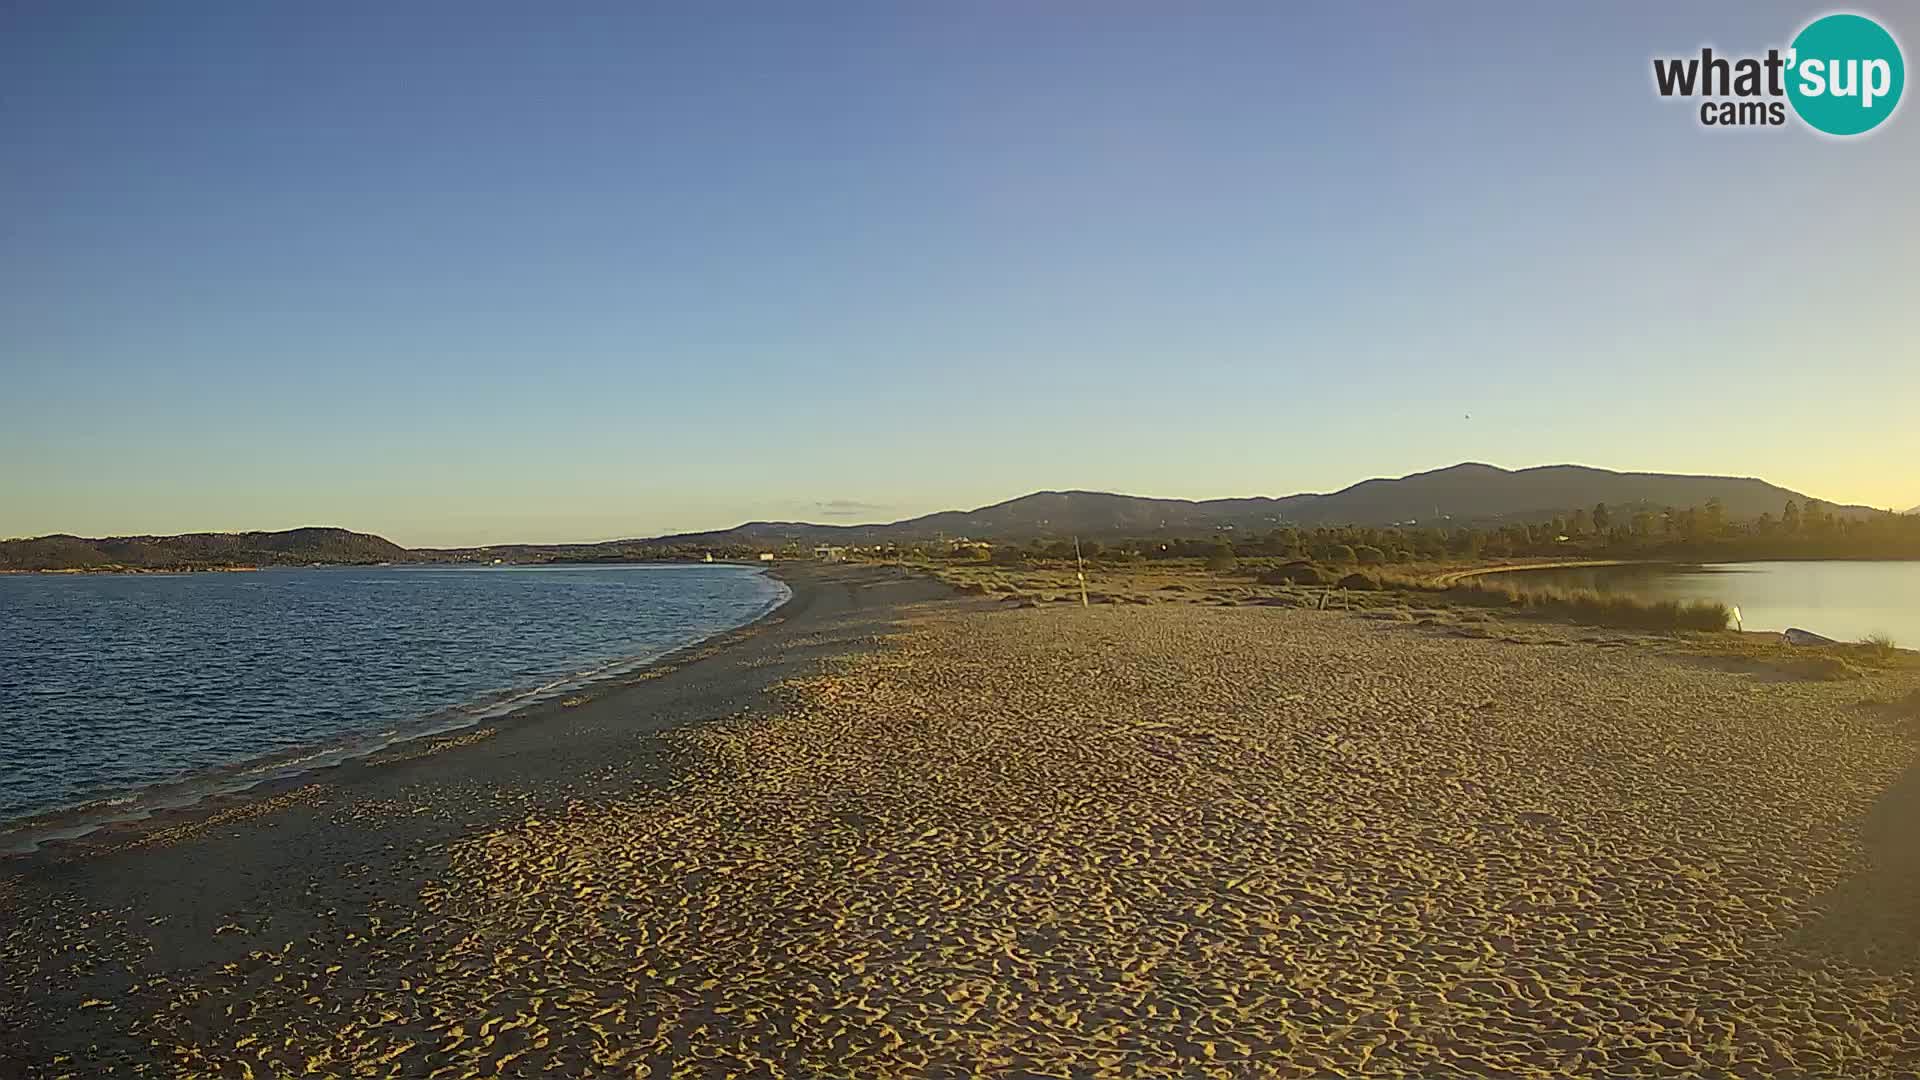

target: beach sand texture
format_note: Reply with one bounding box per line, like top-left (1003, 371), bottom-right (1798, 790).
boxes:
top-left (8, 591), bottom-right (1920, 1077)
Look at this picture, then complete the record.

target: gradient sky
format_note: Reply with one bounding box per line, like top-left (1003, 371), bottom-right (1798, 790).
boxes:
top-left (4, 2), bottom-right (1915, 546)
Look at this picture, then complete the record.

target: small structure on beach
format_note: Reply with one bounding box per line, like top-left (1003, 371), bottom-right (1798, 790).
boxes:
top-left (758, 552), bottom-right (776, 562)
top-left (812, 545), bottom-right (848, 563)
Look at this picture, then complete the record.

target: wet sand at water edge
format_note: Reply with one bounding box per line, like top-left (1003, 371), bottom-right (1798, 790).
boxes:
top-left (5, 565), bottom-right (1920, 1077)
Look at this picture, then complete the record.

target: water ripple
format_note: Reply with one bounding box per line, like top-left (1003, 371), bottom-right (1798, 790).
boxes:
top-left (0, 564), bottom-right (788, 843)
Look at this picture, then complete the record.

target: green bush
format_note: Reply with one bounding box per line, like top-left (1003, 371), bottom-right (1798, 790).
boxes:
top-left (1352, 545), bottom-right (1386, 566)
top-left (1205, 543), bottom-right (1238, 572)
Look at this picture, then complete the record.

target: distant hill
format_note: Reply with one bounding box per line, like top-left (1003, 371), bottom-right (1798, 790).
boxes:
top-left (1271, 462), bottom-right (1842, 529)
top-left (4, 464), bottom-right (1873, 569)
top-left (0, 528), bottom-right (411, 571)
top-left (642, 463), bottom-right (1864, 547)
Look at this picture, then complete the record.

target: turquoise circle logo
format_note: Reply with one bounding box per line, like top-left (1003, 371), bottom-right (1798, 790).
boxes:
top-left (1787, 13), bottom-right (1905, 135)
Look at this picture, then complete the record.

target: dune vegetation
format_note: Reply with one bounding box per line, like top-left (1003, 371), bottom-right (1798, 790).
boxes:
top-left (928, 556), bottom-right (1739, 635)
top-left (1419, 577), bottom-right (1731, 632)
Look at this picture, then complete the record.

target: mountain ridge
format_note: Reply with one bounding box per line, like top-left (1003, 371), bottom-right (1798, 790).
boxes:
top-left (3, 463), bottom-right (1881, 570)
top-left (638, 462), bottom-right (1872, 547)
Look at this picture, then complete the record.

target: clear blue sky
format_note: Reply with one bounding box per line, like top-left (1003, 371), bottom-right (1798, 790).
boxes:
top-left (4, 3), bottom-right (1915, 545)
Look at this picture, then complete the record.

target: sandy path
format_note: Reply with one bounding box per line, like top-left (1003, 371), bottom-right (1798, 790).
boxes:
top-left (12, 600), bottom-right (1920, 1077)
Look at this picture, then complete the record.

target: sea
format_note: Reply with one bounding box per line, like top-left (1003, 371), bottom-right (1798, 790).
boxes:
top-left (0, 563), bottom-right (788, 853)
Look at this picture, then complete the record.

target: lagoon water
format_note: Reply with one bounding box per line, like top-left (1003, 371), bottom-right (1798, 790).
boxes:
top-left (0, 564), bottom-right (788, 837)
top-left (1481, 560), bottom-right (1920, 647)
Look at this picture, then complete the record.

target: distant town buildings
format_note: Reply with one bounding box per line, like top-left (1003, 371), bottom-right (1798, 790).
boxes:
top-left (950, 539), bottom-right (993, 560)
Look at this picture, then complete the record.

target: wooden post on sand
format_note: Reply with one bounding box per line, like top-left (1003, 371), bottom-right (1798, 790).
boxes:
top-left (1074, 536), bottom-right (1090, 608)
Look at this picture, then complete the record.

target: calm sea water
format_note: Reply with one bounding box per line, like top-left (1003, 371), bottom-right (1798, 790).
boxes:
top-left (1481, 561), bottom-right (1920, 646)
top-left (0, 564), bottom-right (788, 844)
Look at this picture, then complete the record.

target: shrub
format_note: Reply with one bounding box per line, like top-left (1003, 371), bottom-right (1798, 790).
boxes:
top-left (1204, 542), bottom-right (1238, 572)
top-left (1337, 572), bottom-right (1380, 591)
top-left (1352, 545), bottom-right (1386, 566)
top-left (1444, 580), bottom-right (1730, 632)
top-left (1260, 561), bottom-right (1333, 586)
top-left (1325, 544), bottom-right (1357, 564)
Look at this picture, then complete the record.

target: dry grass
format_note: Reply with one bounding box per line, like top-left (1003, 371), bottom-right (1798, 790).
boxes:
top-left (1436, 579), bottom-right (1731, 632)
top-left (1861, 633), bottom-right (1902, 662)
top-left (930, 561), bottom-right (1735, 635)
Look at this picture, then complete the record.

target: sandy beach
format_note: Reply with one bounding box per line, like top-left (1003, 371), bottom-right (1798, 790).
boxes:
top-left (5, 566), bottom-right (1919, 1077)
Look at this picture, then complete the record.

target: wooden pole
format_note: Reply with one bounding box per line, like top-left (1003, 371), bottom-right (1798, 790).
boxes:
top-left (1074, 536), bottom-right (1090, 608)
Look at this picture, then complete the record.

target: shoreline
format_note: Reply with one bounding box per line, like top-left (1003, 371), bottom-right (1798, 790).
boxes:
top-left (1, 561), bottom-right (957, 1068)
top-left (1428, 558), bottom-right (1649, 587)
top-left (0, 567), bottom-right (797, 858)
top-left (7, 567), bottom-right (1919, 1074)
top-left (0, 564), bottom-right (828, 867)
top-left (1438, 553), bottom-right (1920, 587)
top-left (0, 557), bottom-right (775, 576)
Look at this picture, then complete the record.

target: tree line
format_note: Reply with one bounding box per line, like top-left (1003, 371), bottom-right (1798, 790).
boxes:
top-left (969, 499), bottom-right (1920, 566)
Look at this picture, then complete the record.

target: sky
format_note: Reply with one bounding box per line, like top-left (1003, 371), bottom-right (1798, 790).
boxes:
top-left (3, 2), bottom-right (1916, 546)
